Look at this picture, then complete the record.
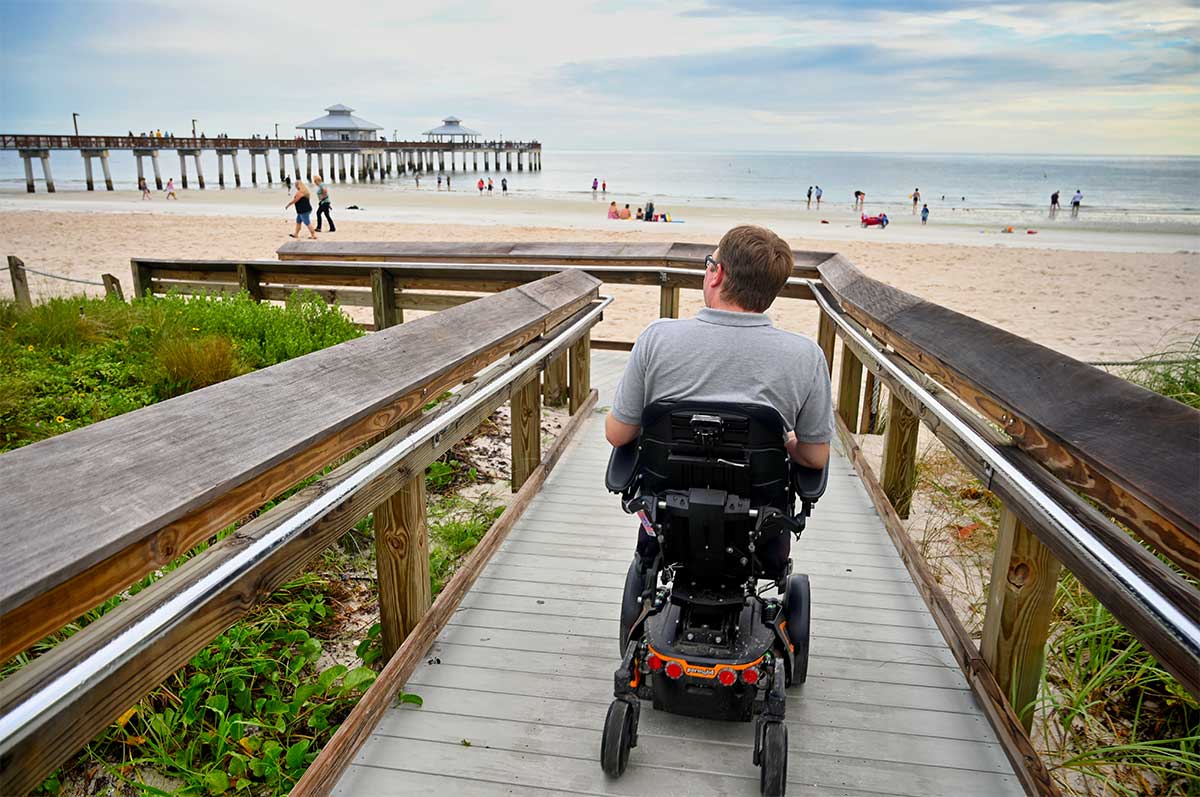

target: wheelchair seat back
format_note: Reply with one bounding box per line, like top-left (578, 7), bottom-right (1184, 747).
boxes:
top-left (633, 401), bottom-right (794, 583)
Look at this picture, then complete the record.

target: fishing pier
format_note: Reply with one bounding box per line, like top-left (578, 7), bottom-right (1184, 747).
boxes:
top-left (0, 133), bottom-right (542, 193)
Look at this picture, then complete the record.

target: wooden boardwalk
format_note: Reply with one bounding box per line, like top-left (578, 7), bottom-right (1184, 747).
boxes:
top-left (334, 351), bottom-right (1024, 796)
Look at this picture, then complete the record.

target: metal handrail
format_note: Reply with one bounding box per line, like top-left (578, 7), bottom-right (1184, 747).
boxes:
top-left (0, 296), bottom-right (611, 754)
top-left (807, 281), bottom-right (1200, 656)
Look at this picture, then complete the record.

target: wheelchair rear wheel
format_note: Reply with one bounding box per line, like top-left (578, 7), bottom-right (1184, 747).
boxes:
top-left (601, 699), bottom-right (636, 777)
top-left (784, 573), bottom-right (811, 685)
top-left (759, 721), bottom-right (788, 795)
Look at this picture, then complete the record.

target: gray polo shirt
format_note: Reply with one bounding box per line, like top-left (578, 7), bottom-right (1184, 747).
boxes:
top-left (610, 307), bottom-right (834, 443)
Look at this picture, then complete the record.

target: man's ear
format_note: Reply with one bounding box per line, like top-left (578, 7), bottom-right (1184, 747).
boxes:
top-left (710, 263), bottom-right (725, 289)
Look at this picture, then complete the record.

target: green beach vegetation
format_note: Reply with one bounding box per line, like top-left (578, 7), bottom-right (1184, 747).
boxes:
top-left (0, 291), bottom-right (507, 795)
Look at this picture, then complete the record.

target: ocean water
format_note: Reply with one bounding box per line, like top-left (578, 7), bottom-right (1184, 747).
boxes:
top-left (2, 148), bottom-right (1198, 231)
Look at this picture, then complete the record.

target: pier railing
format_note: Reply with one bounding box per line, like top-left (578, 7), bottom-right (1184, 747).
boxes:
top-left (0, 269), bottom-right (604, 794)
top-left (0, 134), bottom-right (541, 152)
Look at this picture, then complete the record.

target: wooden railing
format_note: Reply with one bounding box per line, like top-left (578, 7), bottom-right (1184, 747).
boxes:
top-left (812, 256), bottom-right (1199, 796)
top-left (4, 241), bottom-right (1195, 795)
top-left (0, 135), bottom-right (542, 152)
top-left (0, 270), bottom-right (604, 794)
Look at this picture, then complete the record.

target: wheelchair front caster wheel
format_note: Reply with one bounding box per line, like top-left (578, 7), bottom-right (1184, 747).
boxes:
top-left (601, 699), bottom-right (636, 777)
top-left (759, 721), bottom-right (788, 796)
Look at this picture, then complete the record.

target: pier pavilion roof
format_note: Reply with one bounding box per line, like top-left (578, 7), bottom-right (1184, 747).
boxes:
top-left (424, 117), bottom-right (481, 141)
top-left (298, 104), bottom-right (383, 132)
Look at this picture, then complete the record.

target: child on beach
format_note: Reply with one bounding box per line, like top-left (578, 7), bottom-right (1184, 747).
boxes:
top-left (921, 204), bottom-right (929, 225)
top-left (165, 178), bottom-right (177, 200)
top-left (285, 180), bottom-right (317, 240)
top-left (139, 177), bottom-right (151, 200)
top-left (478, 178), bottom-right (485, 194)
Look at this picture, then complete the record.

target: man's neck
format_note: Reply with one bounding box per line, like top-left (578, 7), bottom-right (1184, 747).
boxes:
top-left (705, 297), bottom-right (753, 313)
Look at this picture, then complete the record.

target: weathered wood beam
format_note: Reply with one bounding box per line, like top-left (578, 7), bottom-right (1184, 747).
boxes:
top-left (881, 391), bottom-right (919, 518)
top-left (982, 506), bottom-right (1063, 731)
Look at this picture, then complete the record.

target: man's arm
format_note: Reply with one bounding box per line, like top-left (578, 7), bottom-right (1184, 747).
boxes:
top-left (606, 414), bottom-right (641, 447)
top-left (786, 432), bottom-right (829, 469)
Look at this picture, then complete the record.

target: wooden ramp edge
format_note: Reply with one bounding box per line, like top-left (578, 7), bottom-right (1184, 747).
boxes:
top-left (325, 352), bottom-right (1025, 797)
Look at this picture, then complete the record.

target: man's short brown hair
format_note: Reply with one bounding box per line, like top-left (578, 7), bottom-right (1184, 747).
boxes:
top-left (716, 225), bottom-right (794, 312)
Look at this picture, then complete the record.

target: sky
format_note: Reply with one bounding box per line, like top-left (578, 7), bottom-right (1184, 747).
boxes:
top-left (0, 0), bottom-right (1197, 155)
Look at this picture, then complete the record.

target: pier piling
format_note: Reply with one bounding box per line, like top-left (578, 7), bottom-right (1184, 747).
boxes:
top-left (99, 150), bottom-right (114, 190)
top-left (135, 154), bottom-right (145, 188)
top-left (192, 151), bottom-right (205, 189)
top-left (82, 153), bottom-right (95, 191)
top-left (217, 152), bottom-right (225, 188)
top-left (250, 152), bottom-right (258, 185)
top-left (21, 152), bottom-right (34, 192)
top-left (292, 150), bottom-right (301, 180)
top-left (231, 152), bottom-right (241, 187)
top-left (178, 151), bottom-right (189, 189)
top-left (338, 153), bottom-right (346, 182)
top-left (150, 151), bottom-right (162, 190)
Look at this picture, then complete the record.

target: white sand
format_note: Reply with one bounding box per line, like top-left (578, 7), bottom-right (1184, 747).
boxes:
top-left (1, 189), bottom-right (1197, 363)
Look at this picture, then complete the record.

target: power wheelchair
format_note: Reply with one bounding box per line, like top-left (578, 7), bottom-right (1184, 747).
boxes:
top-left (599, 401), bottom-right (827, 796)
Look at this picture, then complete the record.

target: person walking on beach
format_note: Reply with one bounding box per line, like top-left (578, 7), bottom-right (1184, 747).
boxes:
top-left (488, 177), bottom-right (494, 194)
top-left (912, 188), bottom-right (921, 214)
top-left (501, 177), bottom-right (508, 195)
top-left (414, 173), bottom-right (421, 189)
top-left (446, 173), bottom-right (452, 190)
top-left (165, 178), bottom-right (177, 200)
top-left (592, 177), bottom-right (599, 195)
top-left (286, 179), bottom-right (318, 240)
top-left (1071, 189), bottom-right (1082, 217)
top-left (314, 176), bottom-right (335, 233)
top-left (437, 174), bottom-right (443, 190)
top-left (814, 186), bottom-right (823, 208)
top-left (139, 176), bottom-right (151, 200)
top-left (1050, 190), bottom-right (1060, 217)
top-left (478, 177), bottom-right (485, 195)
top-left (806, 186), bottom-right (813, 209)
top-left (921, 204), bottom-right (929, 225)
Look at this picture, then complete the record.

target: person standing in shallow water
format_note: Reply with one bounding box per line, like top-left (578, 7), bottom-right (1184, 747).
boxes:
top-left (1050, 190), bottom-right (1060, 216)
top-left (1071, 189), bottom-right (1082, 218)
top-left (314, 176), bottom-right (335, 233)
top-left (806, 186), bottom-right (813, 209)
top-left (912, 188), bottom-right (921, 214)
top-left (592, 177), bottom-right (599, 195)
top-left (501, 177), bottom-right (508, 195)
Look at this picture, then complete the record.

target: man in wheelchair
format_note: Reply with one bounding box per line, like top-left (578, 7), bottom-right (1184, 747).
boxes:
top-left (599, 225), bottom-right (832, 794)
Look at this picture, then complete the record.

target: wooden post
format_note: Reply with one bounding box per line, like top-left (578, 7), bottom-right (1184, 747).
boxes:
top-left (859, 371), bottom-right (879, 434)
top-left (881, 391), bottom-right (919, 518)
top-left (130, 260), bottom-right (155, 300)
top-left (238, 263), bottom-right (263, 302)
top-left (101, 273), bottom-right (124, 301)
top-left (817, 308), bottom-right (836, 374)
top-left (371, 268), bottom-right (399, 329)
top-left (981, 505), bottom-right (1063, 731)
top-left (510, 375), bottom-right (541, 492)
top-left (7, 256), bottom-right (33, 309)
top-left (837, 341), bottom-right (863, 431)
top-left (568, 333), bottom-right (592, 415)
top-left (543, 353), bottom-right (569, 407)
top-left (374, 452), bottom-right (430, 660)
top-left (659, 283), bottom-right (680, 318)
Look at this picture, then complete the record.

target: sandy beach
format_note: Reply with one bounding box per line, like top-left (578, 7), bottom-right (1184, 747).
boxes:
top-left (1, 189), bottom-right (1196, 363)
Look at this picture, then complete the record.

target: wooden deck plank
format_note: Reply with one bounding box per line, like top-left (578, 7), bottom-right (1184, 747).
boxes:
top-left (336, 350), bottom-right (1020, 795)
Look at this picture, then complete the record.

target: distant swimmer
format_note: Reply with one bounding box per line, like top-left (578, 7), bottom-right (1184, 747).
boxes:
top-left (1050, 190), bottom-right (1060, 216)
top-left (1071, 189), bottom-right (1082, 217)
top-left (911, 188), bottom-right (921, 214)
